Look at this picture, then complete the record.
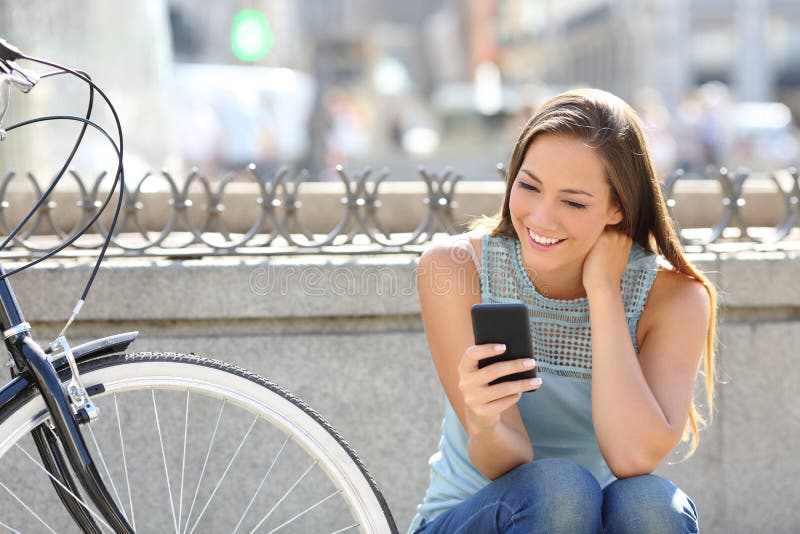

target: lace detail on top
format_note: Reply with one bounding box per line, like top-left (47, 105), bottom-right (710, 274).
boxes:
top-left (480, 234), bottom-right (659, 380)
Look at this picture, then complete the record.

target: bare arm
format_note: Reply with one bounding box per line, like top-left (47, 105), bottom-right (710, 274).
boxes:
top-left (585, 236), bottom-right (710, 477)
top-left (417, 236), bottom-right (541, 479)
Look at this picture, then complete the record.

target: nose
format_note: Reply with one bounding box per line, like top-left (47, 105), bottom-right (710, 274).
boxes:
top-left (528, 202), bottom-right (558, 232)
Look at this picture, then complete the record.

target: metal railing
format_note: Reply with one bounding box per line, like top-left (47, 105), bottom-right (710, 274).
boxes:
top-left (0, 164), bottom-right (461, 257)
top-left (0, 164), bottom-right (798, 258)
top-left (662, 166), bottom-right (800, 246)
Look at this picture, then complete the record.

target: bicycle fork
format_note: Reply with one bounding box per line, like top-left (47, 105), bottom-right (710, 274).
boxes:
top-left (1, 269), bottom-right (134, 533)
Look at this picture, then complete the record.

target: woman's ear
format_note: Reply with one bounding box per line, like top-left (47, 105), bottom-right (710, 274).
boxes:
top-left (607, 203), bottom-right (623, 226)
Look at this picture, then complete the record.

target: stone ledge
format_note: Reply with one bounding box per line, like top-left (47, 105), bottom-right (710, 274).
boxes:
top-left (6, 252), bottom-right (795, 324)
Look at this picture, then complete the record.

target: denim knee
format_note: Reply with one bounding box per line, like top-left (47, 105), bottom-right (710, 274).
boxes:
top-left (602, 474), bottom-right (698, 533)
top-left (501, 459), bottom-right (602, 533)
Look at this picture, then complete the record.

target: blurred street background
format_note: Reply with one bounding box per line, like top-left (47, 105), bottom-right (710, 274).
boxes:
top-left (2, 0), bottom-right (800, 184)
top-left (2, 4), bottom-right (800, 531)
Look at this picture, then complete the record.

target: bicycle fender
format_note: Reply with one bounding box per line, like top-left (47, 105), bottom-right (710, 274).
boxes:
top-left (57, 331), bottom-right (139, 364)
top-left (0, 331), bottom-right (139, 419)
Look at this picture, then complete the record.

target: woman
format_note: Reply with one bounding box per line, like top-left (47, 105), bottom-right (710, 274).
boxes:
top-left (410, 88), bottom-right (716, 533)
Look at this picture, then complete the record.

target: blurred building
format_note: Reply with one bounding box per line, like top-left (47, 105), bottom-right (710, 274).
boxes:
top-left (3, 0), bottom-right (797, 180)
top-left (169, 0), bottom-right (308, 69)
top-left (0, 0), bottom-right (176, 180)
top-left (166, 0), bottom-right (451, 177)
top-left (493, 0), bottom-right (800, 109)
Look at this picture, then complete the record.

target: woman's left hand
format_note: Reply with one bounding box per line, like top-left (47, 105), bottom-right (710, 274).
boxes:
top-left (582, 229), bottom-right (632, 295)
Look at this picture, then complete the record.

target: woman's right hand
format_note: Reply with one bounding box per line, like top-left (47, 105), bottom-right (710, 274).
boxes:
top-left (458, 343), bottom-right (542, 433)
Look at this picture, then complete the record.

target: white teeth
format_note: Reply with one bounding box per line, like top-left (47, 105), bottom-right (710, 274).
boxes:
top-left (528, 228), bottom-right (561, 245)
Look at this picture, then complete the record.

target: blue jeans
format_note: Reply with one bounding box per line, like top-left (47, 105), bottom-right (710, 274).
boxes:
top-left (413, 459), bottom-right (698, 533)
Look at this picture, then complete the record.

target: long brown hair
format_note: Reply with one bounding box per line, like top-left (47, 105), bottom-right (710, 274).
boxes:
top-left (481, 88), bottom-right (716, 456)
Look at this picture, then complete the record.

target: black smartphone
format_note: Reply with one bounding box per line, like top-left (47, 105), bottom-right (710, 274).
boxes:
top-left (471, 302), bottom-right (537, 386)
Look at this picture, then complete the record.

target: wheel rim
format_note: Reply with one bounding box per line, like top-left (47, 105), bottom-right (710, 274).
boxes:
top-left (0, 356), bottom-right (393, 533)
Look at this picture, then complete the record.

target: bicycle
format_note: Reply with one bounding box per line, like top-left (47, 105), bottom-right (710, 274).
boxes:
top-left (0, 38), bottom-right (397, 533)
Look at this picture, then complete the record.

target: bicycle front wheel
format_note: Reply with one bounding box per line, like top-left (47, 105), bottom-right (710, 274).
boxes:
top-left (0, 352), bottom-right (397, 533)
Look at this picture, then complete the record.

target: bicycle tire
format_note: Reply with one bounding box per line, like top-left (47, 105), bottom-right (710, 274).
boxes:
top-left (0, 352), bottom-right (397, 534)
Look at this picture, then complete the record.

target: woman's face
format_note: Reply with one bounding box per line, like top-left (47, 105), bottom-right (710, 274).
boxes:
top-left (509, 134), bottom-right (623, 279)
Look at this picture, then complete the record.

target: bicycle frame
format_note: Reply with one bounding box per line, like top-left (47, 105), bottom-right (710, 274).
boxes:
top-left (0, 265), bottom-right (137, 532)
top-left (1, 38), bottom-right (141, 531)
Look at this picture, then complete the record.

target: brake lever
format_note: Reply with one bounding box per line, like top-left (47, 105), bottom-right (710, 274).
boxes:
top-left (2, 62), bottom-right (39, 92)
top-left (0, 53), bottom-right (41, 139)
top-left (0, 38), bottom-right (23, 61)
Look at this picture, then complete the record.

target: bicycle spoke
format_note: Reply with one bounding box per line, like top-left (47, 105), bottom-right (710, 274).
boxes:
top-left (232, 434), bottom-right (291, 534)
top-left (87, 424), bottom-right (126, 523)
top-left (249, 460), bottom-right (319, 534)
top-left (0, 355), bottom-right (394, 533)
top-left (266, 489), bottom-right (341, 534)
top-left (0, 480), bottom-right (56, 534)
top-left (182, 399), bottom-right (226, 534)
top-left (188, 415), bottom-right (259, 534)
top-left (0, 518), bottom-right (22, 534)
top-left (330, 524), bottom-right (359, 534)
top-left (13, 444), bottom-right (113, 531)
top-left (177, 390), bottom-right (190, 534)
top-left (114, 392), bottom-right (135, 530)
top-left (152, 390), bottom-right (179, 533)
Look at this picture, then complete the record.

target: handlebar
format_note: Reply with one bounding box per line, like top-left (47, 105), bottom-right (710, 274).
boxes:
top-left (0, 39), bottom-right (40, 134)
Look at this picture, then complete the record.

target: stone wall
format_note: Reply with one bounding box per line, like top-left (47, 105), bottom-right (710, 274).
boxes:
top-left (6, 250), bottom-right (800, 533)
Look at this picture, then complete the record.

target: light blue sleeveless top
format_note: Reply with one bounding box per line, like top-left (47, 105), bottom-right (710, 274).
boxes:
top-left (410, 234), bottom-right (659, 530)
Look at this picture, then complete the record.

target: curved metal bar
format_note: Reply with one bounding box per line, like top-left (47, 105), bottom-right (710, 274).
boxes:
top-left (193, 165), bottom-right (271, 249)
top-left (744, 168), bottom-right (800, 244)
top-left (0, 170), bottom-right (19, 246)
top-left (125, 169), bottom-right (183, 250)
top-left (251, 164), bottom-right (286, 247)
top-left (69, 171), bottom-right (108, 249)
top-left (0, 164), bottom-right (798, 257)
top-left (0, 171), bottom-right (51, 251)
top-left (365, 165), bottom-right (437, 247)
top-left (724, 168), bottom-right (750, 241)
top-left (660, 168), bottom-right (686, 243)
top-left (88, 169), bottom-right (127, 244)
top-left (105, 170), bottom-right (182, 252)
top-left (274, 168), bottom-right (314, 244)
top-left (357, 167), bottom-right (419, 247)
top-left (58, 170), bottom-right (95, 243)
top-left (10, 170), bottom-right (98, 253)
top-left (180, 168), bottom-right (225, 245)
top-left (665, 166), bottom-right (738, 246)
top-left (422, 166), bottom-right (461, 238)
top-left (282, 165), bottom-right (357, 248)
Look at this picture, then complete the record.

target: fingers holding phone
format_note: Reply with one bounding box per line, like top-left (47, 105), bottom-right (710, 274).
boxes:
top-left (463, 343), bottom-right (540, 388)
top-left (471, 303), bottom-right (539, 383)
top-left (458, 343), bottom-right (542, 430)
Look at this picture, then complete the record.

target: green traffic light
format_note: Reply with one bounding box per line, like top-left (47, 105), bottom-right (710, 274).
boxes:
top-left (231, 9), bottom-right (273, 62)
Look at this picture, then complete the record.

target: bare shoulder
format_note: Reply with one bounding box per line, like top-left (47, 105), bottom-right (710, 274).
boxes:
top-left (418, 232), bottom-right (484, 272)
top-left (638, 268), bottom-right (711, 341)
top-left (418, 233), bottom-right (470, 268)
top-left (417, 232), bottom-right (484, 301)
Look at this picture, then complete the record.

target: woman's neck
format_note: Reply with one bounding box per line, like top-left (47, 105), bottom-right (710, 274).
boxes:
top-left (523, 261), bottom-right (587, 300)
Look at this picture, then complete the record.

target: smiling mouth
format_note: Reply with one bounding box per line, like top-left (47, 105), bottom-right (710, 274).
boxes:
top-left (527, 227), bottom-right (566, 247)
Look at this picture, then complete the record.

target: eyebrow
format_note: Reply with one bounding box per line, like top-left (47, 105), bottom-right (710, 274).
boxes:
top-left (520, 169), bottom-right (595, 198)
